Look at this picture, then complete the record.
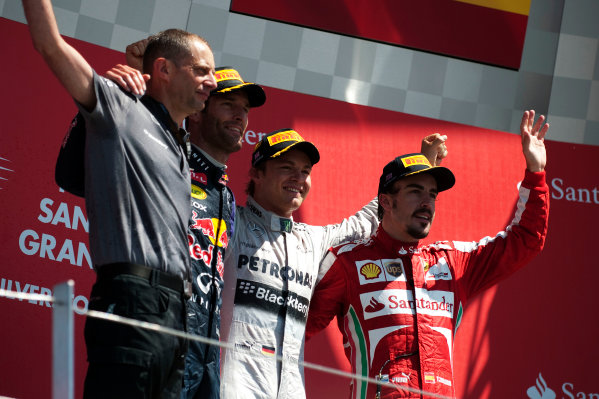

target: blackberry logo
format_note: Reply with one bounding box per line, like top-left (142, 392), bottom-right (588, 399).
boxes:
top-left (234, 279), bottom-right (310, 320)
top-left (239, 281), bottom-right (255, 294)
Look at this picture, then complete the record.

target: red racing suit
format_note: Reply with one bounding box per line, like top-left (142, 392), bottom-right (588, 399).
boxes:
top-left (306, 170), bottom-right (549, 399)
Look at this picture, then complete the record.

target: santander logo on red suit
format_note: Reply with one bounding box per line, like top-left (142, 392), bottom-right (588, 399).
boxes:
top-left (359, 289), bottom-right (454, 320)
top-left (354, 257), bottom-right (456, 320)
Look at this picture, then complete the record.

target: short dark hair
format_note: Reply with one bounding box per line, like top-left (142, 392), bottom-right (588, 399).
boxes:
top-left (245, 162), bottom-right (267, 197)
top-left (143, 29), bottom-right (210, 74)
top-left (377, 182), bottom-right (401, 220)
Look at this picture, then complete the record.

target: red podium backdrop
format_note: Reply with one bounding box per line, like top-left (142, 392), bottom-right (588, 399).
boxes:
top-left (1, 18), bottom-right (597, 398)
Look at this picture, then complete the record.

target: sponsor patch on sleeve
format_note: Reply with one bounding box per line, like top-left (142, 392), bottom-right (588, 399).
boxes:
top-left (424, 257), bottom-right (452, 281)
top-left (424, 372), bottom-right (436, 384)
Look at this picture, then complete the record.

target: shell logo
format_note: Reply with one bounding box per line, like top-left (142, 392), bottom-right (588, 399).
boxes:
top-left (360, 263), bottom-right (382, 279)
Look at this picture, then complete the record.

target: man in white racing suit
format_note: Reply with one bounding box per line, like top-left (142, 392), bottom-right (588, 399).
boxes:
top-left (220, 128), bottom-right (448, 398)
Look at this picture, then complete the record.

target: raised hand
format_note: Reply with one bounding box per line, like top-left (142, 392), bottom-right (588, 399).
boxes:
top-left (520, 110), bottom-right (549, 172)
top-left (105, 64), bottom-right (149, 95)
top-left (420, 133), bottom-right (448, 166)
top-left (125, 38), bottom-right (149, 72)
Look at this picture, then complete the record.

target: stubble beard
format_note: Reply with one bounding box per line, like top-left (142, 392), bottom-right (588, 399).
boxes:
top-left (393, 198), bottom-right (431, 240)
top-left (406, 224), bottom-right (429, 240)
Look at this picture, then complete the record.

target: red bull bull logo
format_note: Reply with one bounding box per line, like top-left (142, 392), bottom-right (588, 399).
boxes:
top-left (190, 212), bottom-right (228, 248)
top-left (189, 213), bottom-right (228, 277)
top-left (188, 233), bottom-right (224, 278)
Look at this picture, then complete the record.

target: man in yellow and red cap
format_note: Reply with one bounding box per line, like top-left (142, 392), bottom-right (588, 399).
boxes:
top-left (305, 110), bottom-right (550, 399)
top-left (181, 66), bottom-right (265, 399)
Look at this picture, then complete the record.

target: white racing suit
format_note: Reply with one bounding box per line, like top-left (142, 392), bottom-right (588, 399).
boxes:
top-left (220, 196), bottom-right (379, 399)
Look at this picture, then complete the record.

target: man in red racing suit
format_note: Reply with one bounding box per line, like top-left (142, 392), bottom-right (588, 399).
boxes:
top-left (306, 110), bottom-right (550, 399)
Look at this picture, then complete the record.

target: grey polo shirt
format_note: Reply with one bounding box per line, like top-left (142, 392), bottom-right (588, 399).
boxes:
top-left (77, 72), bottom-right (191, 279)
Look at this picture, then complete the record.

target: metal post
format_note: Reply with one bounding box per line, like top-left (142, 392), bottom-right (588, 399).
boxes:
top-left (52, 280), bottom-right (74, 399)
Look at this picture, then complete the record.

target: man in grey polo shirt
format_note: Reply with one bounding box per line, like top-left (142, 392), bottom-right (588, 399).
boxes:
top-left (57, 50), bottom-right (268, 398)
top-left (21, 1), bottom-right (217, 397)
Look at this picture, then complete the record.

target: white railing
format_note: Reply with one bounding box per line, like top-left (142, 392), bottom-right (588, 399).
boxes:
top-left (0, 282), bottom-right (455, 399)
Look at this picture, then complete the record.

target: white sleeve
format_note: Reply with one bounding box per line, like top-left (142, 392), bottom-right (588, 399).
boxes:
top-left (315, 197), bottom-right (378, 259)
